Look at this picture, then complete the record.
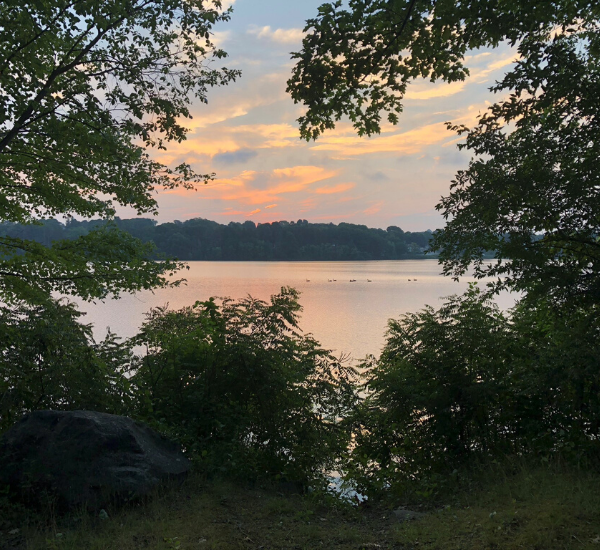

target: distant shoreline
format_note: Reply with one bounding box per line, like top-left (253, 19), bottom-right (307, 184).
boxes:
top-left (2, 217), bottom-right (436, 262)
top-left (174, 256), bottom-right (439, 262)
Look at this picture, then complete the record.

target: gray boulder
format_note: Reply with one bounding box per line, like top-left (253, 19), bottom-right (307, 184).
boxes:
top-left (0, 410), bottom-right (190, 510)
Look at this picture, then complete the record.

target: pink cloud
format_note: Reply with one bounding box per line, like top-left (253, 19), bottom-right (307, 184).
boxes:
top-left (363, 201), bottom-right (385, 215)
top-left (200, 165), bottom-right (339, 205)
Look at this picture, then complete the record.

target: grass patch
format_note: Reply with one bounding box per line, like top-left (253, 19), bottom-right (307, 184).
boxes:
top-left (393, 464), bottom-right (600, 550)
top-left (4, 464), bottom-right (600, 550)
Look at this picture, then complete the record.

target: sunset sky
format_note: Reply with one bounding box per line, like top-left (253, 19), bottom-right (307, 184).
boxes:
top-left (139, 0), bottom-right (519, 232)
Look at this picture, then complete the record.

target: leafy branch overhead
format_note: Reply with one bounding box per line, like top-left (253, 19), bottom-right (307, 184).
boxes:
top-left (289, 0), bottom-right (600, 306)
top-left (0, 0), bottom-right (240, 302)
top-left (287, 0), bottom-right (597, 140)
top-left (430, 33), bottom-right (600, 305)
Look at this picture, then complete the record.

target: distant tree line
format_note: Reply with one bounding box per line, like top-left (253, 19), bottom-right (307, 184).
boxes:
top-left (0, 218), bottom-right (435, 261)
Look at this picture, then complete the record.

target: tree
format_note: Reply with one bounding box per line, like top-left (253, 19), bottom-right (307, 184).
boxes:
top-left (0, 298), bottom-right (132, 432)
top-left (347, 287), bottom-right (600, 501)
top-left (430, 33), bottom-right (600, 306)
top-left (348, 286), bottom-right (514, 498)
top-left (0, 0), bottom-right (239, 303)
top-left (129, 287), bottom-right (358, 484)
top-left (287, 0), bottom-right (596, 139)
top-left (288, 1), bottom-right (600, 306)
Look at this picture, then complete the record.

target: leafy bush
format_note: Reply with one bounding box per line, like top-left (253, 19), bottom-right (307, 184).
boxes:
top-left (128, 287), bottom-right (358, 485)
top-left (509, 298), bottom-right (600, 458)
top-left (347, 286), bottom-right (600, 500)
top-left (347, 286), bottom-right (514, 498)
top-left (0, 299), bottom-right (132, 433)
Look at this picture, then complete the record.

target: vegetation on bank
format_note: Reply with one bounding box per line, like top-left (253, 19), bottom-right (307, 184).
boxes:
top-left (0, 218), bottom-right (434, 261)
top-left (2, 286), bottom-right (599, 486)
top-left (10, 464), bottom-right (600, 550)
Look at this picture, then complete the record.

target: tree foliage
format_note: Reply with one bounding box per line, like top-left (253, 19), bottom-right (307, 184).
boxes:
top-left (290, 0), bottom-right (600, 307)
top-left (430, 32), bottom-right (600, 305)
top-left (287, 0), bottom-right (597, 139)
top-left (0, 298), bottom-right (132, 433)
top-left (349, 287), bottom-right (514, 498)
top-left (349, 288), bottom-right (600, 501)
top-left (129, 287), bottom-right (358, 484)
top-left (0, 0), bottom-right (239, 302)
top-left (0, 217), bottom-right (434, 261)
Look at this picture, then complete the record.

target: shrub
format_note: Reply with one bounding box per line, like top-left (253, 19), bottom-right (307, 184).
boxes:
top-left (347, 286), bottom-right (514, 498)
top-left (347, 285), bottom-right (600, 501)
top-left (509, 298), bottom-right (600, 459)
top-left (0, 299), bottom-right (131, 433)
top-left (129, 287), bottom-right (358, 485)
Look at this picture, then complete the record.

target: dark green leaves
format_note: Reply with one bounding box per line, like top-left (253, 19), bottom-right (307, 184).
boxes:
top-left (287, 0), bottom-right (597, 139)
top-left (431, 32), bottom-right (600, 306)
top-left (0, 0), bottom-right (240, 302)
top-left (0, 298), bottom-right (132, 432)
top-left (129, 287), bottom-right (358, 483)
top-left (0, 224), bottom-right (184, 304)
top-left (348, 287), bottom-right (600, 500)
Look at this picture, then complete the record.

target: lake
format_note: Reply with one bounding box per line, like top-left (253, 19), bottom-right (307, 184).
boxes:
top-left (79, 260), bottom-right (516, 363)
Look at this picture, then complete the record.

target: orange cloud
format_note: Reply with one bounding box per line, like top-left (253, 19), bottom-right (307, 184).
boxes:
top-left (154, 135), bottom-right (242, 162)
top-left (199, 165), bottom-right (339, 205)
top-left (183, 73), bottom-right (288, 130)
top-left (403, 52), bottom-right (518, 101)
top-left (470, 53), bottom-right (520, 83)
top-left (230, 123), bottom-right (299, 139)
top-left (363, 201), bottom-right (385, 215)
top-left (248, 209), bottom-right (261, 216)
top-left (299, 197), bottom-right (318, 212)
top-left (310, 122), bottom-right (452, 157)
top-left (265, 204), bottom-right (277, 209)
top-left (161, 121), bottom-right (302, 165)
top-left (405, 80), bottom-right (467, 100)
top-left (228, 123), bottom-right (302, 150)
top-left (212, 170), bottom-right (258, 188)
top-left (313, 183), bottom-right (355, 195)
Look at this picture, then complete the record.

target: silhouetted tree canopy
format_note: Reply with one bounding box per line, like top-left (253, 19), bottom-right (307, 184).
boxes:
top-left (0, 0), bottom-right (239, 303)
top-left (288, 0), bottom-right (597, 139)
top-left (0, 218), bottom-right (435, 261)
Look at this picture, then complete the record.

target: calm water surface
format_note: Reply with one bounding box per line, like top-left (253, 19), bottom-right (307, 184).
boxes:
top-left (80, 260), bottom-right (515, 362)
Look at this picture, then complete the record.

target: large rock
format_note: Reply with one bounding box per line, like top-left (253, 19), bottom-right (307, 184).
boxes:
top-left (0, 410), bottom-right (190, 510)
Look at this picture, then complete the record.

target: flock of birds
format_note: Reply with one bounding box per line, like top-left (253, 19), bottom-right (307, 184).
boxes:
top-left (304, 278), bottom-right (417, 282)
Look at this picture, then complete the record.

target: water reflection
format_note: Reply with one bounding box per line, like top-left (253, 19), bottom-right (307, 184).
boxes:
top-left (77, 260), bottom-right (516, 363)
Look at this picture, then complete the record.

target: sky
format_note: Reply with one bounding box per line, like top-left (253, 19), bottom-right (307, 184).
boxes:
top-left (134, 0), bottom-right (519, 232)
